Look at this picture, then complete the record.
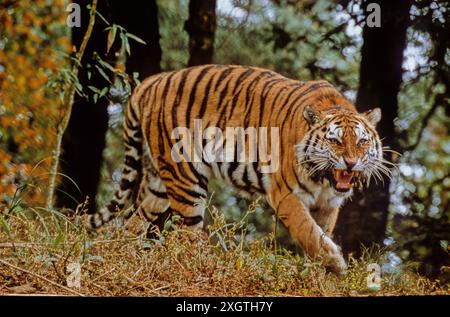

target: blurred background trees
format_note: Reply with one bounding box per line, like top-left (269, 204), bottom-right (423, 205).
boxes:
top-left (0, 0), bottom-right (448, 282)
top-left (185, 0), bottom-right (216, 65)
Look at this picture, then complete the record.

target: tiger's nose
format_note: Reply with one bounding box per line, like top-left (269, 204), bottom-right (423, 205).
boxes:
top-left (344, 158), bottom-right (357, 171)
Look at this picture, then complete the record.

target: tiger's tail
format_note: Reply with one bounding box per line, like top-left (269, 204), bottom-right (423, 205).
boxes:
top-left (88, 96), bottom-right (143, 229)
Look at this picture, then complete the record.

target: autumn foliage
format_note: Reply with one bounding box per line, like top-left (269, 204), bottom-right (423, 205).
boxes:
top-left (0, 0), bottom-right (69, 204)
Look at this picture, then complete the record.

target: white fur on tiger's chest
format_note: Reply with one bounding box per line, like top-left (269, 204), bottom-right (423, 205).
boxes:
top-left (294, 176), bottom-right (353, 212)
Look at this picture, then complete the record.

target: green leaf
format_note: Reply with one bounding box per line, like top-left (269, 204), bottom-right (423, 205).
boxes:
top-left (164, 219), bottom-right (172, 231)
top-left (96, 57), bottom-right (116, 73)
top-left (94, 65), bottom-right (111, 83)
top-left (0, 216), bottom-right (11, 239)
top-left (99, 87), bottom-right (109, 98)
top-left (126, 32), bottom-right (146, 45)
top-left (95, 10), bottom-right (110, 26)
top-left (107, 24), bottom-right (117, 53)
top-left (132, 72), bottom-right (141, 85)
top-left (120, 32), bottom-right (130, 55)
top-left (53, 232), bottom-right (64, 247)
top-left (124, 36), bottom-right (131, 55)
top-left (87, 85), bottom-right (101, 94)
top-left (74, 80), bottom-right (83, 94)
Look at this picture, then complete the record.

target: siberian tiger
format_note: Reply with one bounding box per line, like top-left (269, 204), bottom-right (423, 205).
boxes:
top-left (88, 64), bottom-right (388, 274)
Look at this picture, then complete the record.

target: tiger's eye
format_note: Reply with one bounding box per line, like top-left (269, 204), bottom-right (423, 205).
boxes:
top-left (358, 139), bottom-right (368, 146)
top-left (328, 138), bottom-right (340, 145)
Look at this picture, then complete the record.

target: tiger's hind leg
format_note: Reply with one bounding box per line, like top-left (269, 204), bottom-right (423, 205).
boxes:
top-left (133, 172), bottom-right (172, 239)
top-left (133, 179), bottom-right (207, 240)
top-left (88, 100), bottom-right (142, 229)
top-left (131, 159), bottom-right (210, 239)
top-left (158, 161), bottom-right (210, 234)
top-left (117, 145), bottom-right (173, 238)
top-left (144, 208), bottom-right (173, 239)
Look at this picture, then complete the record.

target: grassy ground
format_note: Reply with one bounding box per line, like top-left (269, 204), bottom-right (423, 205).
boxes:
top-left (0, 202), bottom-right (448, 297)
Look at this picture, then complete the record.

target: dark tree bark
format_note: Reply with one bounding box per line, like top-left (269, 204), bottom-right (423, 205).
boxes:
top-left (335, 0), bottom-right (413, 255)
top-left (185, 0), bottom-right (216, 66)
top-left (56, 0), bottom-right (111, 211)
top-left (57, 0), bottom-right (162, 211)
top-left (110, 0), bottom-right (162, 78)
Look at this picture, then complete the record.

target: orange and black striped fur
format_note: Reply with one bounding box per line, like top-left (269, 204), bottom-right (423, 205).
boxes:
top-left (88, 65), bottom-right (388, 273)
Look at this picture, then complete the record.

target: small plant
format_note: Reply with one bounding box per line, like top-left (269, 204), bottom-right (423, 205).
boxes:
top-left (44, 0), bottom-right (144, 212)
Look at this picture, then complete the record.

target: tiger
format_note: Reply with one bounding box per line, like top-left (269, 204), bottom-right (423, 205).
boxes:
top-left (88, 64), bottom-right (389, 274)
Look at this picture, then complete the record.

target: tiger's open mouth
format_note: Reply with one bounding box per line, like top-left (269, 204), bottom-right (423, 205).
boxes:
top-left (331, 169), bottom-right (360, 192)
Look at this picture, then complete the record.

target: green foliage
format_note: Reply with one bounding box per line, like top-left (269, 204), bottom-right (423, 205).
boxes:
top-left (158, 0), bottom-right (189, 70)
top-left (214, 0), bottom-right (360, 93)
top-left (388, 0), bottom-right (450, 282)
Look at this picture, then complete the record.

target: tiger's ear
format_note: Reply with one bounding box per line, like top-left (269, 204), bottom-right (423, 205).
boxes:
top-left (303, 105), bottom-right (322, 125)
top-left (363, 107), bottom-right (382, 126)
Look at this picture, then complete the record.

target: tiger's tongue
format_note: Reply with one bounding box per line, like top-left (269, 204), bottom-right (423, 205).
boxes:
top-left (334, 170), bottom-right (354, 189)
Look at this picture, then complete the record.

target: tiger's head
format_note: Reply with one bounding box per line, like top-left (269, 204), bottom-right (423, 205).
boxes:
top-left (296, 105), bottom-right (391, 193)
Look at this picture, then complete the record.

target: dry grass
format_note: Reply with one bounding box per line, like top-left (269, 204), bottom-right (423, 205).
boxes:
top-left (0, 202), bottom-right (448, 297)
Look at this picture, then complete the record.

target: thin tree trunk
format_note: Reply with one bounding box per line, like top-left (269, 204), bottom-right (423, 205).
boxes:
top-left (47, 0), bottom-right (98, 211)
top-left (335, 0), bottom-right (412, 255)
top-left (185, 0), bottom-right (216, 66)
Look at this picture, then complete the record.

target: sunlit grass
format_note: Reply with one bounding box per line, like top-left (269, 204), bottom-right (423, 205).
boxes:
top-left (0, 200), bottom-right (447, 296)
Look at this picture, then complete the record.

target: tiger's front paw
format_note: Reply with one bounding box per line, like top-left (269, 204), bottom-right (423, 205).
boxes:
top-left (320, 236), bottom-right (347, 275)
top-left (323, 253), bottom-right (347, 275)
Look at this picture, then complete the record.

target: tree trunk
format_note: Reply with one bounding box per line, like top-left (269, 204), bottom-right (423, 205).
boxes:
top-left (56, 0), bottom-right (162, 212)
top-left (185, 0), bottom-right (216, 66)
top-left (110, 0), bottom-right (162, 78)
top-left (56, 0), bottom-right (111, 212)
top-left (335, 0), bottom-right (412, 255)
